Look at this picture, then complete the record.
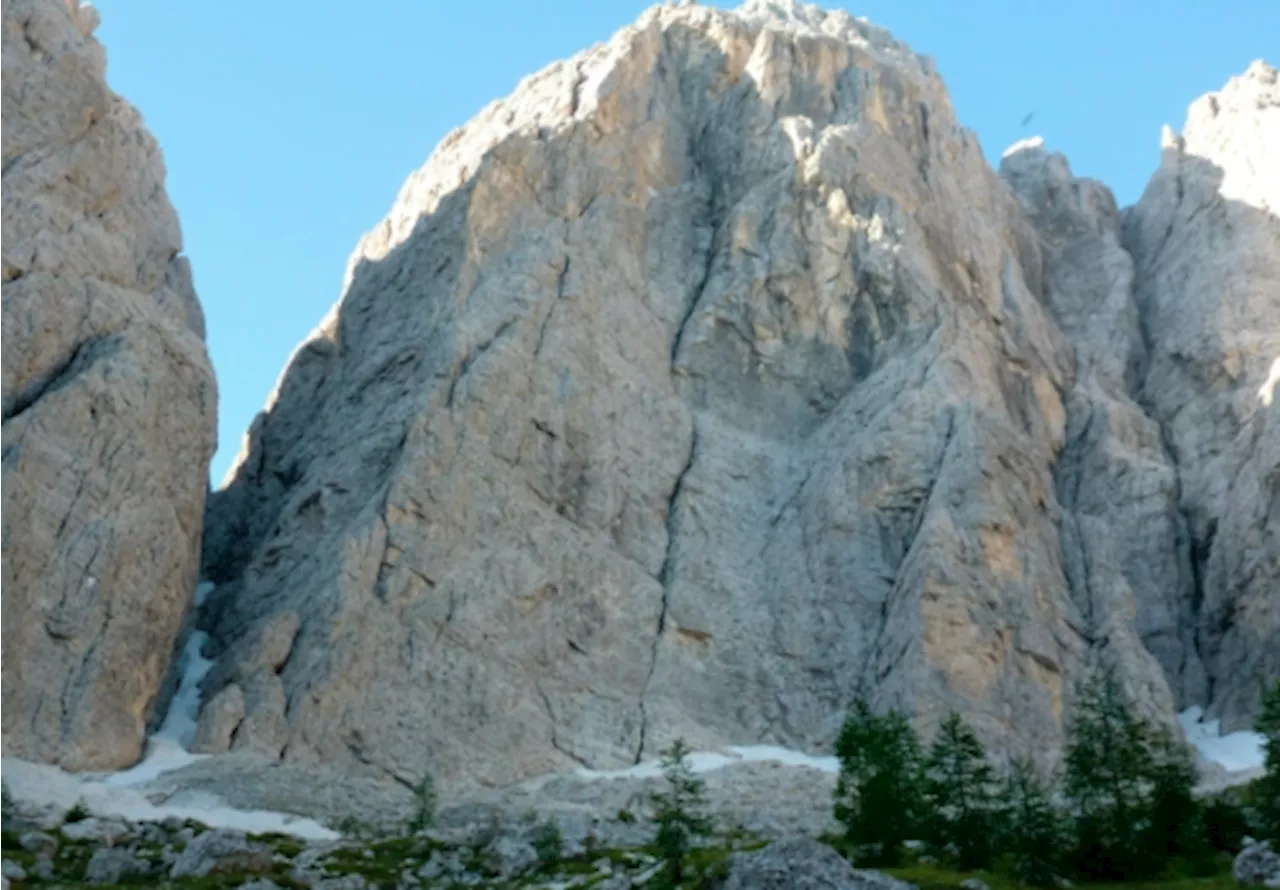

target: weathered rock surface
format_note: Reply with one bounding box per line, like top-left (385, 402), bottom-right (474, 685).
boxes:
top-left (200, 0), bottom-right (1276, 792)
top-left (723, 837), bottom-right (913, 890)
top-left (1234, 838), bottom-right (1280, 888)
top-left (1122, 61), bottom-right (1280, 732)
top-left (202, 0), bottom-right (1089, 792)
top-left (169, 829), bottom-right (274, 879)
top-left (1, 0), bottom-right (217, 770)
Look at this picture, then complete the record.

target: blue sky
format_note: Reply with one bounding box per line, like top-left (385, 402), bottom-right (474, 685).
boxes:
top-left (94, 0), bottom-right (1278, 484)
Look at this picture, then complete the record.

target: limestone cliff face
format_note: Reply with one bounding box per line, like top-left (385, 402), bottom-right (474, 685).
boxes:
top-left (200, 0), bottom-right (1275, 792)
top-left (1, 0), bottom-right (217, 769)
top-left (1123, 61), bottom-right (1280, 731)
top-left (201, 0), bottom-right (1092, 790)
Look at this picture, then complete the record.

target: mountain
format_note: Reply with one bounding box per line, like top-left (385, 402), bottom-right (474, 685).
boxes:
top-left (196, 0), bottom-right (1277, 795)
top-left (1, 0), bottom-right (217, 770)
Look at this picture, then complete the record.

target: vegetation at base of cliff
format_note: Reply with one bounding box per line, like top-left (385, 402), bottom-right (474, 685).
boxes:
top-left (2, 684), bottom-right (1273, 889)
top-left (832, 672), bottom-right (1280, 886)
top-left (879, 858), bottom-right (1238, 890)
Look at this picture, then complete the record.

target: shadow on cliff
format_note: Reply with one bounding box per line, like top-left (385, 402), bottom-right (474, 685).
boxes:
top-left (1118, 148), bottom-right (1280, 727)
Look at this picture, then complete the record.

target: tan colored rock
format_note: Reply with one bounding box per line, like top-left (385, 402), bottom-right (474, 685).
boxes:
top-left (1, 0), bottom-right (217, 770)
top-left (201, 0), bottom-right (1141, 793)
top-left (1123, 60), bottom-right (1280, 731)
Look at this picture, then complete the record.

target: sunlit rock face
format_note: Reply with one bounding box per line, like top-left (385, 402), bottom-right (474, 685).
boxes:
top-left (2, 0), bottom-right (217, 769)
top-left (200, 0), bottom-right (1275, 792)
top-left (1122, 61), bottom-right (1280, 732)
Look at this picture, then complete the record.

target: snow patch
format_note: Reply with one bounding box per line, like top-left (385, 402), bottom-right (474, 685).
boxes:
top-left (575, 744), bottom-right (838, 781)
top-left (5, 581), bottom-right (337, 841)
top-left (1, 758), bottom-right (337, 840)
top-left (1179, 706), bottom-right (1266, 772)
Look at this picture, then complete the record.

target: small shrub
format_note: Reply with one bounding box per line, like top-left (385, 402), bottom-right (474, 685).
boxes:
top-left (533, 817), bottom-right (564, 867)
top-left (407, 773), bottom-right (437, 834)
top-left (616, 808), bottom-right (637, 824)
top-left (833, 699), bottom-right (924, 866)
top-left (651, 738), bottom-right (713, 885)
top-left (1063, 667), bottom-right (1161, 880)
top-left (1, 783), bottom-right (13, 824)
top-left (922, 711), bottom-right (1001, 870)
top-left (65, 798), bottom-right (91, 823)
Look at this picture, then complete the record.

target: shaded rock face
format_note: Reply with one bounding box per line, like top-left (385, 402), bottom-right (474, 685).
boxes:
top-left (1, 0), bottom-right (217, 770)
top-left (999, 141), bottom-right (1192, 728)
top-left (1122, 61), bottom-right (1280, 732)
top-left (200, 0), bottom-right (1275, 791)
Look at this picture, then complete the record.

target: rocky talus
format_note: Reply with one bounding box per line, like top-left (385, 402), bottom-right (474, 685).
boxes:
top-left (1, 0), bottom-right (217, 770)
top-left (197, 0), bottom-right (1278, 795)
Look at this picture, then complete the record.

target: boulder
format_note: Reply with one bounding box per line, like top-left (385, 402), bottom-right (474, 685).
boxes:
top-left (723, 837), bottom-right (914, 889)
top-left (1234, 838), bottom-right (1280, 888)
top-left (170, 829), bottom-right (275, 879)
top-left (85, 847), bottom-right (154, 885)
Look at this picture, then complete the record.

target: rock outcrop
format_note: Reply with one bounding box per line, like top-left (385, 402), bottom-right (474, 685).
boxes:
top-left (199, 0), bottom-right (1276, 792)
top-left (202, 0), bottom-right (1095, 788)
top-left (1, 0), bottom-right (217, 769)
top-left (1122, 61), bottom-right (1279, 732)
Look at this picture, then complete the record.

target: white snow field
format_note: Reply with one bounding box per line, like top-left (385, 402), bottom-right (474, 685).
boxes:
top-left (576, 743), bottom-right (839, 781)
top-left (2, 582), bottom-right (339, 840)
top-left (1178, 706), bottom-right (1267, 772)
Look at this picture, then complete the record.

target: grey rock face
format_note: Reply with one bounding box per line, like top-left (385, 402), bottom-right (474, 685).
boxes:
top-left (1122, 61), bottom-right (1280, 732)
top-left (202, 0), bottom-right (1096, 793)
top-left (1234, 838), bottom-right (1280, 888)
top-left (200, 0), bottom-right (1276, 793)
top-left (1, 0), bottom-right (217, 770)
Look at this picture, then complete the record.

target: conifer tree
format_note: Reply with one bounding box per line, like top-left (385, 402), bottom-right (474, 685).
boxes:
top-left (651, 738), bottom-right (712, 885)
top-left (997, 757), bottom-right (1064, 887)
top-left (407, 773), bottom-right (437, 833)
top-left (1, 782), bottom-right (13, 825)
top-left (1063, 666), bottom-right (1200, 880)
top-left (1256, 680), bottom-right (1280, 843)
top-left (923, 711), bottom-right (1000, 870)
top-left (833, 699), bottom-right (924, 866)
top-left (1144, 727), bottom-right (1202, 863)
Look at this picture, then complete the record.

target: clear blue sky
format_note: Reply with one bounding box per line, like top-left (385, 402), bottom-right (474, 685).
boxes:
top-left (94, 0), bottom-right (1277, 485)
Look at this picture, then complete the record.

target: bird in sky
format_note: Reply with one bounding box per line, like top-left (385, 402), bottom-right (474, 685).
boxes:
top-left (1021, 112), bottom-right (1036, 127)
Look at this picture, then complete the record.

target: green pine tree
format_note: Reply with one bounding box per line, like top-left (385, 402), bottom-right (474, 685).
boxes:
top-left (1063, 666), bottom-right (1199, 881)
top-left (833, 699), bottom-right (925, 866)
top-left (997, 756), bottom-right (1065, 887)
top-left (923, 712), bottom-right (1000, 870)
top-left (651, 738), bottom-right (712, 886)
top-left (1256, 679), bottom-right (1280, 843)
top-left (1144, 727), bottom-right (1202, 864)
